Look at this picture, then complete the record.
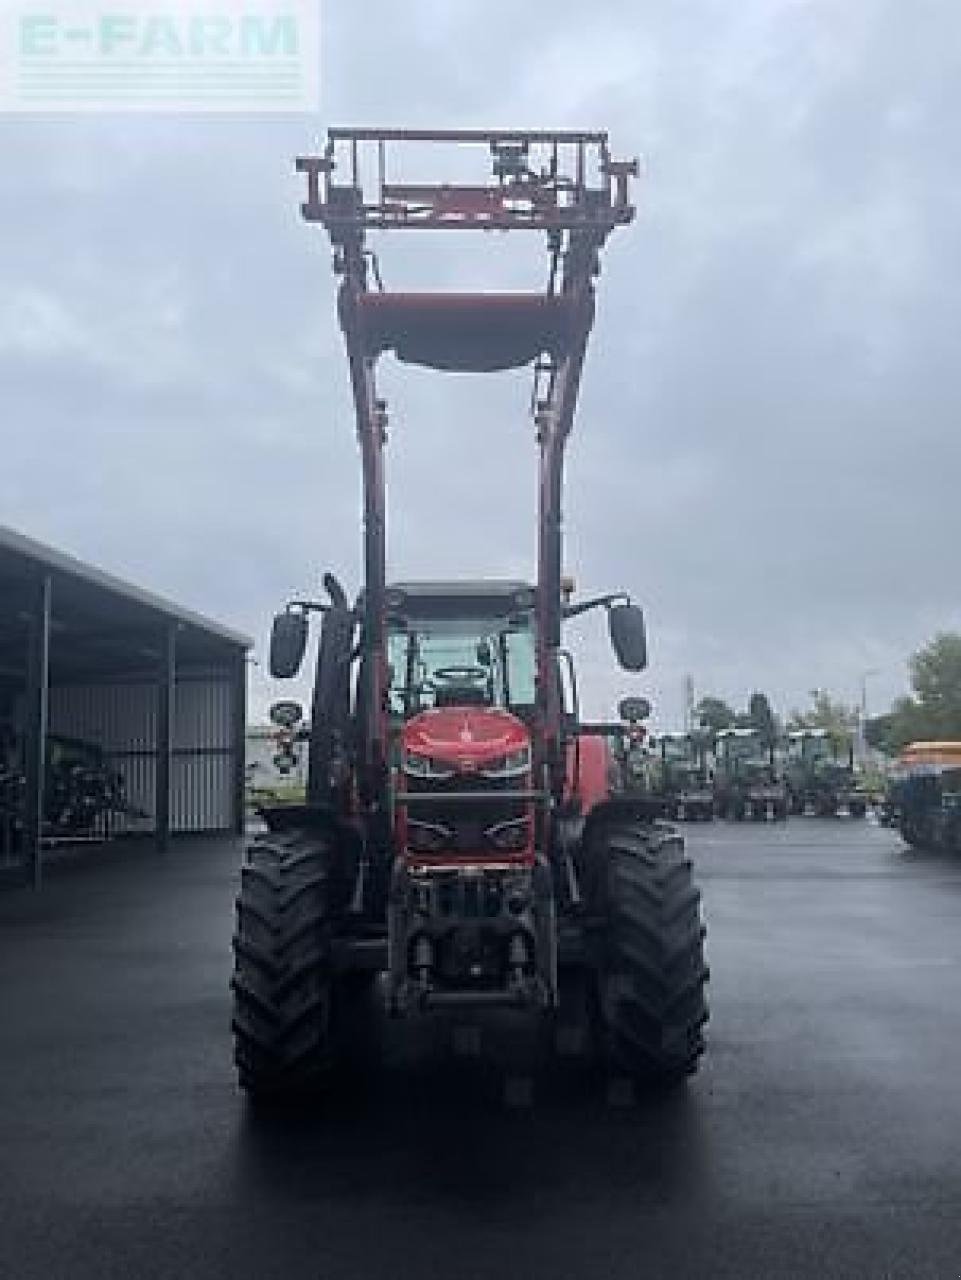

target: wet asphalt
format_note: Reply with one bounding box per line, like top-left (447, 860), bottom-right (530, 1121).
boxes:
top-left (1, 820), bottom-right (961, 1280)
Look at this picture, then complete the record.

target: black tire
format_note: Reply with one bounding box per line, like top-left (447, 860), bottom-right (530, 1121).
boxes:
top-left (592, 822), bottom-right (709, 1084)
top-left (231, 829), bottom-right (342, 1097)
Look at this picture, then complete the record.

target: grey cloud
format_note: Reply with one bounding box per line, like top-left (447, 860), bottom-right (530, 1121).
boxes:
top-left (1, 0), bottom-right (958, 724)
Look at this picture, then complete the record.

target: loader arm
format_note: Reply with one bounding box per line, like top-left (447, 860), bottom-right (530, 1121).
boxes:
top-left (296, 128), bottom-right (635, 814)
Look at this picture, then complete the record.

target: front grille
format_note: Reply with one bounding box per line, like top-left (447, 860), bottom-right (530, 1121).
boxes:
top-left (404, 771), bottom-right (528, 854)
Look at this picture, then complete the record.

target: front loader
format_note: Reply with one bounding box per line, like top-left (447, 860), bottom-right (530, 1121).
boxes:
top-left (231, 129), bottom-right (708, 1096)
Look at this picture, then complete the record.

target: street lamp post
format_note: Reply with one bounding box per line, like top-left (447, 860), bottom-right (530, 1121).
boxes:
top-left (857, 667), bottom-right (880, 764)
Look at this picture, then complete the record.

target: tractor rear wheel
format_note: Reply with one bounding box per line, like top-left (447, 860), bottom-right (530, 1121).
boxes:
top-left (231, 829), bottom-right (343, 1098)
top-left (590, 821), bottom-right (709, 1085)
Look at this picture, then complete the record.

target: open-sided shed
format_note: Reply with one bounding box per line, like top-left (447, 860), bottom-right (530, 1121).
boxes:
top-left (0, 525), bottom-right (250, 887)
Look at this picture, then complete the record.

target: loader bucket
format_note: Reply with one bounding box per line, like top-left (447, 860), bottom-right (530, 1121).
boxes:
top-left (340, 291), bottom-right (590, 372)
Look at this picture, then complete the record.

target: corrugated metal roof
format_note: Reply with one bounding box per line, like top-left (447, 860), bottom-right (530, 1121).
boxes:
top-left (0, 523), bottom-right (251, 651)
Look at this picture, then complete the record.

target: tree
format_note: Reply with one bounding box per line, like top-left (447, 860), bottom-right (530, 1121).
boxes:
top-left (788, 688), bottom-right (858, 751)
top-left (695, 696), bottom-right (736, 734)
top-left (864, 699), bottom-right (925, 755)
top-left (909, 633), bottom-right (961, 736)
top-left (867, 632), bottom-right (961, 753)
top-left (746, 691), bottom-right (778, 746)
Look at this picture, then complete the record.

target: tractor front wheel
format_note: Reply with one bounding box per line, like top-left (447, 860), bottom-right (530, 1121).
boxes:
top-left (231, 829), bottom-right (345, 1098)
top-left (590, 821), bottom-right (709, 1085)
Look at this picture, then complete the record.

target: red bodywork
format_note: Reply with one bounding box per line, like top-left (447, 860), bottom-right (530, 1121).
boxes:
top-left (565, 734), bottom-right (613, 817)
top-left (397, 707), bottom-right (534, 870)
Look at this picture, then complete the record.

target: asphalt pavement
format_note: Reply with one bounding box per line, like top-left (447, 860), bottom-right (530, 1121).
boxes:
top-left (2, 820), bottom-right (961, 1280)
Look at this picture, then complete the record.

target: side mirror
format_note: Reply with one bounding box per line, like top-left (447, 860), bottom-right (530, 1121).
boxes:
top-left (269, 700), bottom-right (303, 729)
top-left (269, 610), bottom-right (308, 679)
top-left (618, 695), bottom-right (651, 723)
top-left (608, 603), bottom-right (647, 672)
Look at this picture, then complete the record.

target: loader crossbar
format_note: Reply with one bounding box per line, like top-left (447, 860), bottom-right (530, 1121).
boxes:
top-left (296, 128), bottom-right (636, 235)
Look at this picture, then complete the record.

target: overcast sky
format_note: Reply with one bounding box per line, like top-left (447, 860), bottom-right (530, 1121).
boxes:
top-left (2, 0), bottom-right (959, 727)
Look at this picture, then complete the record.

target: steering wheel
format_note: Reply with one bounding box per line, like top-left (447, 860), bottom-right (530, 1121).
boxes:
top-left (432, 665), bottom-right (488, 684)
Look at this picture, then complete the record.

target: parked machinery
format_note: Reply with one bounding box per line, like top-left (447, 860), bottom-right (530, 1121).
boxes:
top-left (784, 729), bottom-right (868, 817)
top-left (649, 731), bottom-right (715, 822)
top-left (713, 728), bottom-right (789, 821)
top-left (0, 724), bottom-right (128, 858)
top-left (608, 696), bottom-right (655, 796)
top-left (231, 128), bottom-right (709, 1097)
top-left (889, 741), bottom-right (961, 853)
top-left (43, 736), bottom-right (127, 836)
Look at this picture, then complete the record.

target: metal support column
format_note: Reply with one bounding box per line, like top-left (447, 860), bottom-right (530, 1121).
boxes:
top-left (156, 622), bottom-right (176, 851)
top-left (23, 574), bottom-right (51, 890)
top-left (231, 652), bottom-right (248, 836)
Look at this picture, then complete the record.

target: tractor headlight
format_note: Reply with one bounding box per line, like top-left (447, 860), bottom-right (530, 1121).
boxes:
top-left (481, 745), bottom-right (532, 779)
top-left (403, 752), bottom-right (455, 780)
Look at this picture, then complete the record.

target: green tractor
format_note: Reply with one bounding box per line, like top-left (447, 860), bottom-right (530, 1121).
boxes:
top-left (713, 728), bottom-right (789, 822)
top-left (784, 730), bottom-right (867, 817)
top-left (649, 731), bottom-right (715, 822)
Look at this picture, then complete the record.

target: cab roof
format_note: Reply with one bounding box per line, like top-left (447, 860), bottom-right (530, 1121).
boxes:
top-left (386, 580), bottom-right (536, 621)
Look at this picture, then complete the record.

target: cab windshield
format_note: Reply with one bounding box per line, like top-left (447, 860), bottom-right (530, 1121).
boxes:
top-left (387, 620), bottom-right (535, 718)
top-left (725, 735), bottom-right (766, 761)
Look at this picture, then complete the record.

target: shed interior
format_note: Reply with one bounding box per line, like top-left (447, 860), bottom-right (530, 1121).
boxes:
top-left (0, 526), bottom-right (249, 886)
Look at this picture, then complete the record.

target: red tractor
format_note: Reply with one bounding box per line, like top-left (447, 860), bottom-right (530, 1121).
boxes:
top-left (232, 129), bottom-right (708, 1095)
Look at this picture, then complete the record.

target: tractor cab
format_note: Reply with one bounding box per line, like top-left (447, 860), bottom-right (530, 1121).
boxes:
top-left (385, 581), bottom-right (536, 722)
top-left (788, 729), bottom-right (836, 770)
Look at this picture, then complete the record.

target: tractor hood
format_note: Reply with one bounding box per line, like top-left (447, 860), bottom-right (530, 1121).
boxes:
top-left (402, 707), bottom-right (530, 770)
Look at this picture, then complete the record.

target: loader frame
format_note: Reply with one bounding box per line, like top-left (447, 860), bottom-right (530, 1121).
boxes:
top-left (295, 128), bottom-right (636, 826)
